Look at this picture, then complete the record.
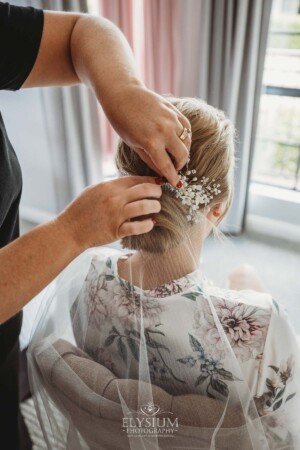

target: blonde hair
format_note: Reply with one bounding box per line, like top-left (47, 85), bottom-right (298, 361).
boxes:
top-left (116, 97), bottom-right (236, 254)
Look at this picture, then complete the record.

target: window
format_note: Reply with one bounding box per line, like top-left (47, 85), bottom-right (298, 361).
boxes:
top-left (251, 0), bottom-right (300, 192)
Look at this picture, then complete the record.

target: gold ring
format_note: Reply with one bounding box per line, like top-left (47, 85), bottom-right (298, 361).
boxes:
top-left (178, 127), bottom-right (192, 141)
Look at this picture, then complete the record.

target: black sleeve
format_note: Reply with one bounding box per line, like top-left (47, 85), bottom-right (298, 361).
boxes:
top-left (0, 2), bottom-right (44, 91)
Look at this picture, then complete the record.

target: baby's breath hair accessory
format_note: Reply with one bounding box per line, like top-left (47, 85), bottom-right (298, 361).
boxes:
top-left (167, 169), bottom-right (221, 224)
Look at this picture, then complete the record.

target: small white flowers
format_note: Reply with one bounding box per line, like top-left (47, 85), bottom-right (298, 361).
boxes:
top-left (169, 170), bottom-right (221, 224)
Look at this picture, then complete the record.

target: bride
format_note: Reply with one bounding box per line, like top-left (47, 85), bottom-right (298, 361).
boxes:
top-left (28, 97), bottom-right (300, 450)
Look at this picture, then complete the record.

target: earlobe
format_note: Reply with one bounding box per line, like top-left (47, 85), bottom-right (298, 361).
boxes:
top-left (212, 210), bottom-right (221, 218)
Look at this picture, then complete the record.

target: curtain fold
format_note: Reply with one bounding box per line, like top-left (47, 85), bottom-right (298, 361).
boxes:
top-left (179, 0), bottom-right (273, 233)
top-left (25, 0), bottom-right (102, 210)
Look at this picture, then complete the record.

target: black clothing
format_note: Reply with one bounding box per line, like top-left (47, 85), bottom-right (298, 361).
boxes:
top-left (0, 2), bottom-right (44, 91)
top-left (0, 3), bottom-right (44, 449)
top-left (0, 113), bottom-right (22, 247)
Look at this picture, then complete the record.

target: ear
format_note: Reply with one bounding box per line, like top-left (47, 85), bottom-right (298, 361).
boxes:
top-left (207, 203), bottom-right (224, 223)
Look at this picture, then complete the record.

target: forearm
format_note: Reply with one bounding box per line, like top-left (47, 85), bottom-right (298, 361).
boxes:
top-left (0, 219), bottom-right (79, 324)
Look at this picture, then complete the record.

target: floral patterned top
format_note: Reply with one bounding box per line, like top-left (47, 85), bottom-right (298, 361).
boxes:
top-left (71, 251), bottom-right (300, 448)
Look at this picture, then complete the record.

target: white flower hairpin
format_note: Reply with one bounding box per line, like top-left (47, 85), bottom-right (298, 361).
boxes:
top-left (166, 167), bottom-right (221, 224)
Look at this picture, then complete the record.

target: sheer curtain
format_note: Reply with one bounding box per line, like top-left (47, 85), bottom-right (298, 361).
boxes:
top-left (178, 0), bottom-right (273, 233)
top-left (25, 0), bottom-right (102, 212)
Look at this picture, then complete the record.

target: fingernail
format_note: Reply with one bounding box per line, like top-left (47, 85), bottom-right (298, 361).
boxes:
top-left (176, 180), bottom-right (183, 188)
top-left (155, 177), bottom-right (165, 185)
top-left (152, 218), bottom-right (157, 224)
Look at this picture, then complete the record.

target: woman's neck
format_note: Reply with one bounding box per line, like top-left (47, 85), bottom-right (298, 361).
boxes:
top-left (118, 232), bottom-right (202, 290)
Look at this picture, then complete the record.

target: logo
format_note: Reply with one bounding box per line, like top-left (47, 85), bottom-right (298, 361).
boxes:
top-left (122, 401), bottom-right (179, 438)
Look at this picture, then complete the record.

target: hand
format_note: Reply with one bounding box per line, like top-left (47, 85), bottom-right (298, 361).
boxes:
top-left (58, 176), bottom-right (162, 251)
top-left (104, 83), bottom-right (192, 186)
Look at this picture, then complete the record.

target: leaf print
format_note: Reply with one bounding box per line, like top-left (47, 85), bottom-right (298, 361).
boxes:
top-left (104, 334), bottom-right (117, 347)
top-left (145, 330), bottom-right (170, 352)
top-left (266, 378), bottom-right (275, 394)
top-left (273, 398), bottom-right (283, 411)
top-left (177, 355), bottom-right (197, 368)
top-left (177, 333), bottom-right (239, 399)
top-left (274, 386), bottom-right (286, 402)
top-left (182, 288), bottom-right (203, 302)
top-left (109, 326), bottom-right (120, 335)
top-left (127, 337), bottom-right (140, 362)
top-left (130, 329), bottom-right (141, 340)
top-left (269, 365), bottom-right (279, 373)
top-left (195, 374), bottom-right (208, 387)
top-left (217, 367), bottom-right (240, 381)
top-left (189, 333), bottom-right (205, 354)
top-left (147, 329), bottom-right (165, 337)
top-left (117, 338), bottom-right (128, 364)
top-left (272, 298), bottom-right (280, 314)
top-left (254, 356), bottom-right (296, 416)
top-left (182, 293), bottom-right (198, 301)
top-left (146, 339), bottom-right (170, 352)
top-left (285, 393), bottom-right (296, 403)
top-left (105, 275), bottom-right (115, 281)
top-left (207, 390), bottom-right (216, 399)
top-left (211, 378), bottom-right (229, 397)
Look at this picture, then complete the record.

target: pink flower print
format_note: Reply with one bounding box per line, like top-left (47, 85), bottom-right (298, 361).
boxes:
top-left (111, 284), bottom-right (165, 330)
top-left (217, 301), bottom-right (270, 362)
top-left (148, 277), bottom-right (192, 298)
top-left (278, 355), bottom-right (295, 385)
top-left (194, 299), bottom-right (270, 362)
top-left (193, 306), bottom-right (227, 358)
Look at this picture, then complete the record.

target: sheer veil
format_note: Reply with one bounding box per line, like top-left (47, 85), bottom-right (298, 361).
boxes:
top-left (27, 229), bottom-right (300, 450)
top-left (27, 96), bottom-right (300, 449)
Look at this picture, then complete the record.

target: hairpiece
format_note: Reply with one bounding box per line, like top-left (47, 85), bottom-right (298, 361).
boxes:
top-left (167, 170), bottom-right (221, 223)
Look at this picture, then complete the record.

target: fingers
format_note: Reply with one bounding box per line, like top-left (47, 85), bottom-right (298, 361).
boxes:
top-left (118, 175), bottom-right (164, 188)
top-left (167, 104), bottom-right (192, 170)
top-left (119, 218), bottom-right (155, 239)
top-left (142, 110), bottom-right (191, 184)
top-left (177, 111), bottom-right (191, 133)
top-left (147, 147), bottom-right (180, 187)
top-left (125, 183), bottom-right (162, 204)
top-left (168, 101), bottom-right (191, 132)
top-left (123, 199), bottom-right (161, 220)
top-left (166, 134), bottom-right (190, 172)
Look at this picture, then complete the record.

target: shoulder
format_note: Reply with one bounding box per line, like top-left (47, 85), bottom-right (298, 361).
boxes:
top-left (202, 282), bottom-right (273, 313)
top-left (193, 284), bottom-right (274, 363)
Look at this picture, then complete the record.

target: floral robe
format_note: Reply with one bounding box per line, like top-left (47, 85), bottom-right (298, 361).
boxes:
top-left (71, 251), bottom-right (300, 448)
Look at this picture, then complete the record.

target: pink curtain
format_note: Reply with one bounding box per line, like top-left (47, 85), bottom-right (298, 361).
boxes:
top-left (143, 0), bottom-right (180, 95)
top-left (98, 0), bottom-right (180, 161)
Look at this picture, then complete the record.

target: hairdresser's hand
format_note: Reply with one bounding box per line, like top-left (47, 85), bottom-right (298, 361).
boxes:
top-left (105, 84), bottom-right (191, 186)
top-left (58, 176), bottom-right (162, 251)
